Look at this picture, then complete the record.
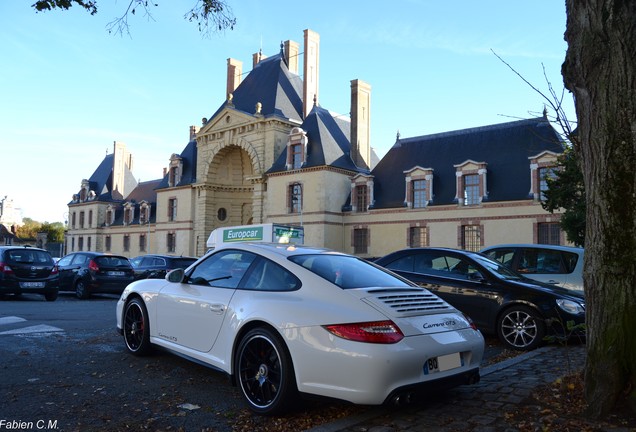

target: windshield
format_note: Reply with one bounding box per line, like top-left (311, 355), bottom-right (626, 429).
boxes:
top-left (473, 254), bottom-right (525, 280)
top-left (289, 254), bottom-right (412, 289)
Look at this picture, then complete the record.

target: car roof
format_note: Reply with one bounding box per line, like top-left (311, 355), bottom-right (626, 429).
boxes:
top-left (134, 254), bottom-right (197, 259)
top-left (214, 242), bottom-right (341, 258)
top-left (0, 245), bottom-right (49, 253)
top-left (480, 244), bottom-right (584, 253)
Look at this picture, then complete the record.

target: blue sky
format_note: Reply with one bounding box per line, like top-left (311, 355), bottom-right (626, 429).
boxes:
top-left (0, 1), bottom-right (573, 224)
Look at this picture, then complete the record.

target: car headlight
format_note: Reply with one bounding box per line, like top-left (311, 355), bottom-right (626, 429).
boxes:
top-left (556, 299), bottom-right (585, 315)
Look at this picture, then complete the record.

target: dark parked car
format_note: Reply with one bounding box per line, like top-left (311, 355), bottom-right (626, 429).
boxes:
top-left (0, 246), bottom-right (59, 301)
top-left (374, 247), bottom-right (585, 351)
top-left (130, 254), bottom-right (197, 280)
top-left (57, 252), bottom-right (135, 299)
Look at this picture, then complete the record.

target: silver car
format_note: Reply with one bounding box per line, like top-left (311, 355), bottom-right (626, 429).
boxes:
top-left (481, 244), bottom-right (584, 291)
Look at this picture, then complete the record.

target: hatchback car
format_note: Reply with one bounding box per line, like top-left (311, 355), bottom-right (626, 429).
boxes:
top-left (130, 254), bottom-right (197, 280)
top-left (117, 243), bottom-right (484, 415)
top-left (0, 246), bottom-right (59, 301)
top-left (480, 244), bottom-right (584, 291)
top-left (375, 247), bottom-right (585, 351)
top-left (57, 252), bottom-right (135, 299)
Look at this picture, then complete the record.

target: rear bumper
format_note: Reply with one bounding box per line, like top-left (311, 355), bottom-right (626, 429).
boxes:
top-left (0, 279), bottom-right (59, 295)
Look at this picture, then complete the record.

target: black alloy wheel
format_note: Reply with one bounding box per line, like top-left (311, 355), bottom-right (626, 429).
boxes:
top-left (497, 305), bottom-right (546, 351)
top-left (236, 327), bottom-right (297, 415)
top-left (75, 280), bottom-right (90, 300)
top-left (123, 298), bottom-right (152, 356)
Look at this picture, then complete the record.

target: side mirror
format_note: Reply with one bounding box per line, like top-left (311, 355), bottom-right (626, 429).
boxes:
top-left (166, 268), bottom-right (185, 283)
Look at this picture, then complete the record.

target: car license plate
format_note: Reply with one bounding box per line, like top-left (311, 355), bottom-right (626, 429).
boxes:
top-left (424, 352), bottom-right (462, 374)
top-left (108, 271), bottom-right (125, 276)
top-left (20, 282), bottom-right (45, 288)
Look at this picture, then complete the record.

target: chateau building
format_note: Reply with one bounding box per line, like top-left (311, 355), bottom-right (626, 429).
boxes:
top-left (65, 29), bottom-right (565, 259)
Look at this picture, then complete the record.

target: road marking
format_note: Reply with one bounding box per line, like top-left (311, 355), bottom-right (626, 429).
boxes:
top-left (0, 324), bottom-right (64, 336)
top-left (0, 316), bottom-right (26, 325)
top-left (0, 316), bottom-right (64, 336)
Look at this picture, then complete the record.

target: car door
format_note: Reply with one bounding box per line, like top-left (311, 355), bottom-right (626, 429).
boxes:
top-left (56, 254), bottom-right (77, 289)
top-left (516, 247), bottom-right (567, 287)
top-left (156, 249), bottom-right (256, 353)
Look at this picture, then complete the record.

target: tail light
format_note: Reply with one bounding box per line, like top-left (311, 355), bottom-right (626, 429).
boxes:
top-left (323, 320), bottom-right (404, 344)
top-left (0, 261), bottom-right (13, 275)
top-left (50, 265), bottom-right (59, 276)
top-left (88, 259), bottom-right (100, 272)
top-left (462, 313), bottom-right (478, 331)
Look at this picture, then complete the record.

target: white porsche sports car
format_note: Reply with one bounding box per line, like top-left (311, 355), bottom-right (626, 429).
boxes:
top-left (116, 243), bottom-right (484, 414)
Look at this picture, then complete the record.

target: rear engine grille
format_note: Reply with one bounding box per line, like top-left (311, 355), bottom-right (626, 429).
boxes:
top-left (374, 289), bottom-right (451, 314)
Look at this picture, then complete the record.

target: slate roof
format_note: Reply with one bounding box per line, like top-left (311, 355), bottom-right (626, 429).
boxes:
top-left (206, 53), bottom-right (304, 124)
top-left (156, 139), bottom-right (198, 189)
top-left (267, 105), bottom-right (368, 174)
top-left (71, 153), bottom-right (138, 203)
top-left (370, 117), bottom-right (565, 209)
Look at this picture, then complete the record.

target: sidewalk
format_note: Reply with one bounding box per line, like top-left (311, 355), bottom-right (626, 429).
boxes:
top-left (310, 345), bottom-right (586, 432)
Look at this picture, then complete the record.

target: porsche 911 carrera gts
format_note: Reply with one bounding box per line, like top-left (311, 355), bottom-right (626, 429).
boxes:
top-left (116, 243), bottom-right (484, 414)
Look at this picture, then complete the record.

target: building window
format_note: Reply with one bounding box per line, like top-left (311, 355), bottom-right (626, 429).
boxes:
top-left (463, 174), bottom-right (480, 206)
top-left (139, 234), bottom-right (146, 252)
top-left (355, 185), bottom-right (368, 213)
top-left (167, 232), bottom-right (176, 253)
top-left (79, 211), bottom-right (85, 228)
top-left (124, 207), bottom-right (133, 225)
top-left (290, 144), bottom-right (302, 169)
top-left (72, 212), bottom-right (76, 229)
top-left (288, 183), bottom-right (302, 213)
top-left (139, 206), bottom-right (147, 224)
top-left (461, 225), bottom-right (481, 252)
top-left (87, 237), bottom-right (91, 251)
top-left (106, 209), bottom-right (113, 226)
top-left (539, 167), bottom-right (557, 201)
top-left (412, 180), bottom-right (428, 208)
top-left (105, 235), bottom-right (111, 252)
top-left (538, 222), bottom-right (561, 245)
top-left (71, 237), bottom-right (75, 252)
top-left (217, 207), bottom-right (227, 221)
top-left (88, 210), bottom-right (93, 228)
top-left (169, 166), bottom-right (178, 187)
top-left (168, 198), bottom-right (177, 221)
top-left (123, 235), bottom-right (130, 252)
top-left (353, 228), bottom-right (369, 255)
top-left (409, 226), bottom-right (428, 248)
top-left (78, 236), bottom-right (84, 251)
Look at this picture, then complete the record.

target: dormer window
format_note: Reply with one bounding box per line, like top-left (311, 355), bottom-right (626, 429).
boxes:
top-left (286, 127), bottom-right (308, 170)
top-left (404, 166), bottom-right (433, 209)
top-left (123, 203), bottom-right (134, 225)
top-left (79, 179), bottom-right (90, 202)
top-left (528, 151), bottom-right (560, 202)
top-left (168, 154), bottom-right (183, 187)
top-left (139, 202), bottom-right (150, 224)
top-left (454, 160), bottom-right (488, 206)
top-left (350, 173), bottom-right (374, 213)
top-left (105, 206), bottom-right (114, 227)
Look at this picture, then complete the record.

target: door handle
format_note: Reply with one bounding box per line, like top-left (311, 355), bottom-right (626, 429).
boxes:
top-left (209, 304), bottom-right (226, 314)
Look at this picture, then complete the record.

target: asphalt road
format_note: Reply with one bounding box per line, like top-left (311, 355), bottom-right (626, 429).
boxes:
top-left (0, 293), bottom-right (504, 432)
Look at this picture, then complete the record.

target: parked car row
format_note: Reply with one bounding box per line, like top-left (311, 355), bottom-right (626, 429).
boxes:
top-left (0, 247), bottom-right (198, 301)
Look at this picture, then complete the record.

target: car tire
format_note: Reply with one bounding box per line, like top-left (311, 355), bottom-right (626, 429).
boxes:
top-left (235, 327), bottom-right (297, 415)
top-left (75, 280), bottom-right (90, 300)
top-left (123, 298), bottom-right (152, 356)
top-left (44, 292), bottom-right (58, 302)
top-left (497, 305), bottom-right (545, 351)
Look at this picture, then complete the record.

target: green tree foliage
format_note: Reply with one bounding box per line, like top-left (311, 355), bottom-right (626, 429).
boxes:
top-left (31, 0), bottom-right (235, 36)
top-left (15, 219), bottom-right (65, 242)
top-left (541, 146), bottom-right (586, 247)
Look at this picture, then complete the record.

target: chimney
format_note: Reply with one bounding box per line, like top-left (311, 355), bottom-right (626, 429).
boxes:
top-left (303, 29), bottom-right (320, 118)
top-left (350, 79), bottom-right (372, 170)
top-left (252, 50), bottom-right (267, 68)
top-left (284, 40), bottom-right (299, 74)
top-left (226, 58), bottom-right (242, 99)
top-left (189, 125), bottom-right (199, 142)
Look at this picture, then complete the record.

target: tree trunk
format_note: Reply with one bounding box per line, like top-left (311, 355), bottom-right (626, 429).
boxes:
top-left (562, 0), bottom-right (636, 418)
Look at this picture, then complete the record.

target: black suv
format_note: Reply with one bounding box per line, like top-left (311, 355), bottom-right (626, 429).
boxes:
top-left (130, 254), bottom-right (197, 280)
top-left (57, 252), bottom-right (135, 299)
top-left (0, 246), bottom-right (59, 301)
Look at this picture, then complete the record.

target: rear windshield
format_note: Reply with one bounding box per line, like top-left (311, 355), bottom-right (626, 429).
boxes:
top-left (289, 254), bottom-right (411, 289)
top-left (6, 249), bottom-right (53, 265)
top-left (94, 256), bottom-right (131, 268)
